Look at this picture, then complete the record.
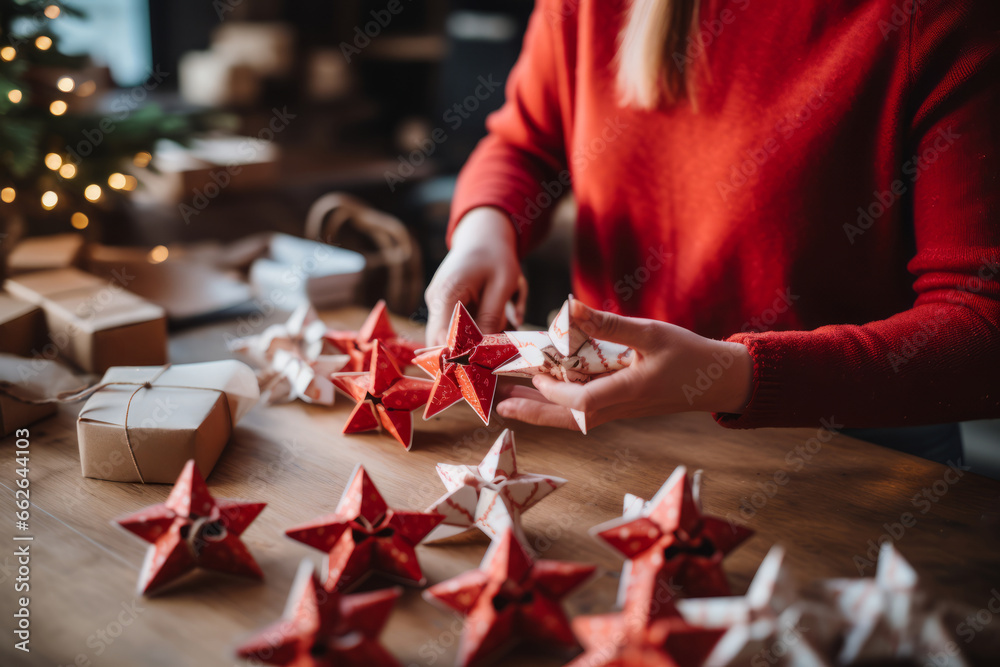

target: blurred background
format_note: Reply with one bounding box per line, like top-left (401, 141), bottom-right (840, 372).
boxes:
top-left (1, 0), bottom-right (996, 476)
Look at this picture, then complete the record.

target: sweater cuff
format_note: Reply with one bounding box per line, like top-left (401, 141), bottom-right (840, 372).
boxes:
top-left (713, 332), bottom-right (784, 429)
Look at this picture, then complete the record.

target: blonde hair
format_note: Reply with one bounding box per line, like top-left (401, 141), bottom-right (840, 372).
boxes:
top-left (616, 0), bottom-right (701, 109)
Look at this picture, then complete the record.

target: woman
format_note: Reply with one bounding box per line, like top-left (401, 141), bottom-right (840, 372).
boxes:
top-left (423, 0), bottom-right (1000, 463)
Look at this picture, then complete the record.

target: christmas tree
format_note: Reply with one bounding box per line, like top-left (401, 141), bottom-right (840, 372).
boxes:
top-left (0, 0), bottom-right (205, 236)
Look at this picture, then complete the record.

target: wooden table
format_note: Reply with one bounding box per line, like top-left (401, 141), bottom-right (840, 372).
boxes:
top-left (3, 306), bottom-right (1000, 666)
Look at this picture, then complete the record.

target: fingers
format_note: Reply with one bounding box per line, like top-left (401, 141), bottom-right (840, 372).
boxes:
top-left (496, 397), bottom-right (581, 431)
top-left (425, 277), bottom-right (476, 346)
top-left (571, 299), bottom-right (653, 348)
top-left (531, 371), bottom-right (637, 414)
top-left (477, 270), bottom-right (519, 334)
top-left (495, 382), bottom-right (555, 403)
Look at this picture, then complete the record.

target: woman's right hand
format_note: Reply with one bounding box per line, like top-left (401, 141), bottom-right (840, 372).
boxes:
top-left (424, 206), bottom-right (525, 346)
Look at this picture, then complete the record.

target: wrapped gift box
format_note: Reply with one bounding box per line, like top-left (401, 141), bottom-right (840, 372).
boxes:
top-left (0, 354), bottom-right (82, 436)
top-left (249, 233), bottom-right (365, 309)
top-left (4, 268), bottom-right (167, 373)
top-left (0, 292), bottom-right (46, 357)
top-left (7, 233), bottom-right (86, 275)
top-left (77, 360), bottom-right (258, 483)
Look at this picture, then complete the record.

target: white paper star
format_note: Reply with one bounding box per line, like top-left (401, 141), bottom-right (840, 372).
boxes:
top-left (426, 428), bottom-right (566, 543)
top-left (493, 295), bottom-right (632, 433)
top-left (824, 543), bottom-right (968, 666)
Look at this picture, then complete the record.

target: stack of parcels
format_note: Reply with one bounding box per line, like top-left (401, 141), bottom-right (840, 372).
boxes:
top-left (0, 292), bottom-right (47, 357)
top-left (77, 360), bottom-right (259, 483)
top-left (4, 268), bottom-right (167, 373)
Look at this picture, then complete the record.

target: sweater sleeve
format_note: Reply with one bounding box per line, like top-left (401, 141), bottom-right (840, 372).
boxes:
top-left (717, 1), bottom-right (1000, 429)
top-left (446, 0), bottom-right (571, 258)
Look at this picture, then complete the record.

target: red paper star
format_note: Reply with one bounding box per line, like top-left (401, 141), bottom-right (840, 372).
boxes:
top-left (325, 299), bottom-right (422, 372)
top-left (332, 342), bottom-right (434, 450)
top-left (412, 302), bottom-right (518, 424)
top-left (590, 467), bottom-right (753, 625)
top-left (236, 559), bottom-right (401, 667)
top-left (116, 459), bottom-right (266, 595)
top-left (286, 465), bottom-right (443, 592)
top-left (567, 610), bottom-right (723, 667)
top-left (423, 528), bottom-right (595, 667)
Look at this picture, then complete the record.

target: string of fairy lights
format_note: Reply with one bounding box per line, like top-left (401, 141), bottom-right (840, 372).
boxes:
top-left (1, 3), bottom-right (153, 231)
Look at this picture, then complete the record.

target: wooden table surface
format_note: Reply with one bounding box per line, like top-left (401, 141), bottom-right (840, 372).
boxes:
top-left (3, 306), bottom-right (1000, 667)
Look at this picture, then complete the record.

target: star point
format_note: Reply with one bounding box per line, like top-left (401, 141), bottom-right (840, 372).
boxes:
top-left (325, 300), bottom-right (422, 372)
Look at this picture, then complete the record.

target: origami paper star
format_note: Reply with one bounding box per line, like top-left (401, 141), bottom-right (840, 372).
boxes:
top-left (331, 342), bottom-right (434, 450)
top-left (493, 295), bottom-right (633, 433)
top-left (116, 459), bottom-right (266, 595)
top-left (413, 302), bottom-right (518, 424)
top-left (286, 464), bottom-right (443, 591)
top-left (236, 559), bottom-right (401, 667)
top-left (423, 529), bottom-right (595, 667)
top-left (824, 543), bottom-right (968, 666)
top-left (567, 610), bottom-right (725, 667)
top-left (676, 546), bottom-right (832, 666)
top-left (229, 305), bottom-right (349, 405)
top-left (325, 299), bottom-right (422, 372)
top-left (590, 466), bottom-right (753, 625)
top-left (425, 428), bottom-right (566, 543)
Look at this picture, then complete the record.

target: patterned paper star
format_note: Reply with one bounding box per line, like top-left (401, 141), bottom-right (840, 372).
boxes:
top-left (493, 295), bottom-right (633, 433)
top-left (332, 342), bottom-right (434, 450)
top-left (286, 464), bottom-right (443, 592)
top-left (423, 528), bottom-right (595, 667)
top-left (116, 459), bottom-right (266, 595)
top-left (229, 304), bottom-right (349, 405)
top-left (425, 428), bottom-right (566, 542)
top-left (325, 299), bottom-right (422, 372)
top-left (567, 609), bottom-right (724, 667)
top-left (236, 559), bottom-right (401, 667)
top-left (823, 543), bottom-right (968, 666)
top-left (590, 466), bottom-right (753, 625)
top-left (676, 546), bottom-right (832, 666)
top-left (412, 302), bottom-right (518, 424)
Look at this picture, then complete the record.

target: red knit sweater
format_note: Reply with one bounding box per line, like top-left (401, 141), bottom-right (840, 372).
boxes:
top-left (447, 0), bottom-right (1000, 429)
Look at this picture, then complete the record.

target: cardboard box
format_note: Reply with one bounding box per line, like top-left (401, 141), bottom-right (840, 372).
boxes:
top-left (7, 233), bottom-right (85, 275)
top-left (76, 361), bottom-right (258, 483)
top-left (4, 268), bottom-right (167, 373)
top-left (0, 353), bottom-right (82, 436)
top-left (0, 292), bottom-right (46, 357)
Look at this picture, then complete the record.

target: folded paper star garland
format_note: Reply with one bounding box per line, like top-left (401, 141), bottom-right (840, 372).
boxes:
top-left (823, 543), bottom-right (968, 666)
top-left (236, 559), bottom-right (401, 667)
top-left (286, 464), bottom-right (443, 591)
top-left (413, 302), bottom-right (518, 424)
top-left (229, 305), bottom-right (349, 405)
top-left (590, 467), bottom-right (753, 625)
top-left (677, 546), bottom-right (832, 666)
top-left (325, 299), bottom-right (422, 372)
top-left (494, 295), bottom-right (633, 433)
top-left (423, 529), bottom-right (595, 667)
top-left (332, 342), bottom-right (434, 450)
top-left (116, 459), bottom-right (266, 595)
top-left (426, 428), bottom-right (566, 543)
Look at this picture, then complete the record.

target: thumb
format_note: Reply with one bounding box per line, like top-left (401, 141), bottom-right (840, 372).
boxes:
top-left (571, 299), bottom-right (651, 348)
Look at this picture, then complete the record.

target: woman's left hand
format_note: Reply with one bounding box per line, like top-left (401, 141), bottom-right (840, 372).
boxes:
top-left (495, 300), bottom-right (754, 431)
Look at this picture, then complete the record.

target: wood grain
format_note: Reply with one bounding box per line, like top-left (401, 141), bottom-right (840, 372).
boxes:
top-left (2, 306), bottom-right (999, 666)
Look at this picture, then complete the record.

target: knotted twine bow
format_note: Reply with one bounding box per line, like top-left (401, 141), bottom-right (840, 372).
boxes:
top-left (0, 364), bottom-right (228, 483)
